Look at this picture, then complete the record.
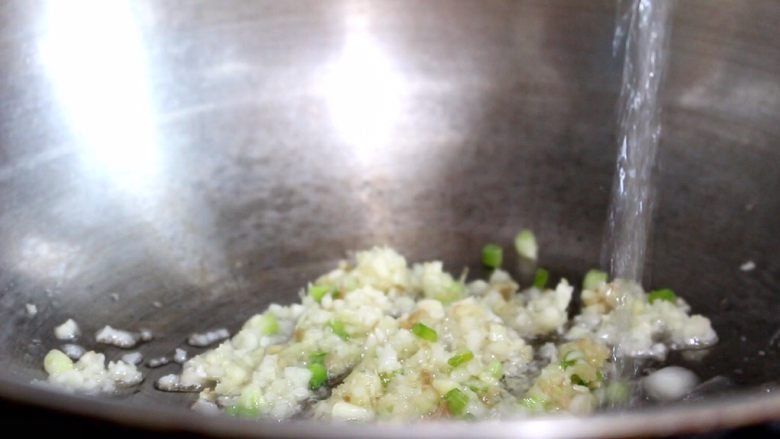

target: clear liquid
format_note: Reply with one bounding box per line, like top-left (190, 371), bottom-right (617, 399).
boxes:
top-left (605, 0), bottom-right (673, 389)
top-left (605, 0), bottom-right (673, 282)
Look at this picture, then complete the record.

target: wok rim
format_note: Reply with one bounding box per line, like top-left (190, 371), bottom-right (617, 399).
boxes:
top-left (1, 375), bottom-right (778, 438)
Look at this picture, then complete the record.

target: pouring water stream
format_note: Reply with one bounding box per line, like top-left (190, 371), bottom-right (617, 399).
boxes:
top-left (605, 0), bottom-right (673, 382)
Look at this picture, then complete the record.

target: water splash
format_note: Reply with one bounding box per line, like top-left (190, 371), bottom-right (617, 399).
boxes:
top-left (605, 0), bottom-right (674, 282)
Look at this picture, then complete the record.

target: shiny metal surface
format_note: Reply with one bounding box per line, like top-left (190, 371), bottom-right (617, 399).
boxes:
top-left (1, 0), bottom-right (779, 436)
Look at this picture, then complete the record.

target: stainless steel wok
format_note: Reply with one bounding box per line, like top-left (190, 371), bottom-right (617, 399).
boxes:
top-left (1, 0), bottom-right (778, 436)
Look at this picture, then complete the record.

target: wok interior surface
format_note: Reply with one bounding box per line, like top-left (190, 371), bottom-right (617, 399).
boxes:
top-left (1, 0), bottom-right (779, 436)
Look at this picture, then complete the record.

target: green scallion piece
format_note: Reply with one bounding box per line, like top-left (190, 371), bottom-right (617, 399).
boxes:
top-left (411, 322), bottom-right (438, 342)
top-left (257, 314), bottom-right (279, 335)
top-left (533, 268), bottom-right (549, 289)
top-left (487, 360), bottom-right (504, 379)
top-left (648, 288), bottom-right (677, 304)
top-left (328, 320), bottom-right (350, 340)
top-left (308, 284), bottom-right (336, 303)
top-left (444, 388), bottom-right (469, 417)
top-left (583, 269), bottom-right (608, 290)
top-left (571, 374), bottom-right (589, 387)
top-left (308, 362), bottom-right (327, 390)
top-left (514, 229), bottom-right (538, 260)
top-left (560, 351), bottom-right (577, 370)
top-left (466, 380), bottom-right (489, 397)
top-left (231, 388), bottom-right (262, 418)
top-left (481, 244), bottom-right (503, 269)
top-left (447, 351), bottom-right (474, 368)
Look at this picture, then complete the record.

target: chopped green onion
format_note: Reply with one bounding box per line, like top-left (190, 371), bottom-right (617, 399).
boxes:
top-left (648, 288), bottom-right (677, 304)
top-left (444, 388), bottom-right (469, 417)
top-left (411, 322), bottom-right (438, 342)
top-left (514, 229), bottom-right (538, 260)
top-left (533, 268), bottom-right (549, 289)
top-left (571, 374), bottom-right (589, 387)
top-left (309, 352), bottom-right (328, 390)
top-left (583, 269), bottom-right (608, 290)
top-left (481, 244), bottom-right (503, 269)
top-left (226, 390), bottom-right (263, 418)
top-left (308, 284), bottom-right (336, 303)
top-left (256, 314), bottom-right (279, 335)
top-left (487, 360), bottom-right (504, 379)
top-left (448, 351), bottom-right (474, 368)
top-left (328, 320), bottom-right (350, 340)
top-left (43, 349), bottom-right (73, 375)
top-left (466, 379), bottom-right (489, 397)
top-left (230, 388), bottom-right (263, 418)
top-left (560, 351), bottom-right (578, 370)
top-left (308, 362), bottom-right (327, 390)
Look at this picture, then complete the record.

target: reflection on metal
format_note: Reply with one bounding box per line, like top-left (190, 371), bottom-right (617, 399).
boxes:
top-left (18, 236), bottom-right (80, 281)
top-left (36, 1), bottom-right (233, 292)
top-left (321, 13), bottom-right (403, 156)
top-left (38, 0), bottom-right (159, 194)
